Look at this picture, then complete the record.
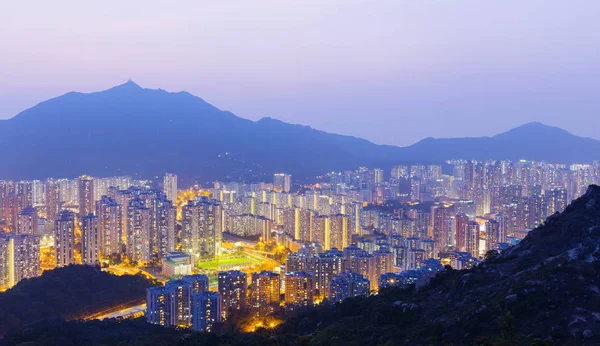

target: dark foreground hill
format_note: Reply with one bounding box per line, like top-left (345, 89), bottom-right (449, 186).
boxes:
top-left (2, 82), bottom-right (600, 183)
top-left (5, 187), bottom-right (600, 345)
top-left (0, 265), bottom-right (157, 338)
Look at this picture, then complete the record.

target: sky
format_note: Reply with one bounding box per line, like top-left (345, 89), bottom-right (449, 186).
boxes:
top-left (1, 1), bottom-right (600, 146)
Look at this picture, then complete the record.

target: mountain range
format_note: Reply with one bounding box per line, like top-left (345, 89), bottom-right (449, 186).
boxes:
top-left (1, 81), bottom-right (599, 183)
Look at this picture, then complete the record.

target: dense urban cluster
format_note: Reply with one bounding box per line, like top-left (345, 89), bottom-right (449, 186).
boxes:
top-left (0, 159), bottom-right (598, 332)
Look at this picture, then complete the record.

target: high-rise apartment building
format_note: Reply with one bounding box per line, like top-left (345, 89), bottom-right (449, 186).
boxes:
top-left (284, 272), bottom-right (314, 308)
top-left (390, 165), bottom-right (409, 182)
top-left (455, 213), bottom-right (469, 252)
top-left (163, 173), bottom-right (177, 203)
top-left (154, 195), bottom-right (176, 259)
top-left (465, 221), bottom-right (480, 259)
top-left (96, 196), bottom-right (123, 257)
top-left (17, 206), bottom-right (38, 235)
top-left (45, 179), bottom-right (60, 225)
top-left (147, 274), bottom-right (212, 329)
top-left (485, 219), bottom-right (505, 251)
top-left (16, 180), bottom-right (33, 209)
top-left (329, 271), bottom-right (370, 303)
top-left (329, 214), bottom-right (349, 250)
top-left (431, 204), bottom-right (449, 256)
top-left (249, 271), bottom-right (280, 316)
top-left (55, 210), bottom-right (75, 267)
top-left (218, 270), bottom-right (247, 319)
top-left (31, 180), bottom-right (44, 206)
top-left (78, 175), bottom-right (94, 217)
top-left (181, 198), bottom-right (223, 260)
top-left (127, 198), bottom-right (152, 264)
top-left (191, 291), bottom-right (222, 332)
top-left (314, 248), bottom-right (344, 299)
top-left (165, 280), bottom-right (193, 328)
top-left (273, 173), bottom-right (291, 193)
top-left (147, 286), bottom-right (171, 326)
top-left (81, 214), bottom-right (99, 265)
top-left (343, 246), bottom-right (377, 290)
top-left (110, 188), bottom-right (133, 244)
top-left (0, 233), bottom-right (40, 289)
top-left (183, 274), bottom-right (210, 293)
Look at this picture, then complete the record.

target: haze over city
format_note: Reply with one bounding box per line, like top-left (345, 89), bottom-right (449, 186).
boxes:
top-left (2, 1), bottom-right (600, 145)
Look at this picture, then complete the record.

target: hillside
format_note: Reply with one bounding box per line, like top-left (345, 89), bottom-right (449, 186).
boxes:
top-left (4, 186), bottom-right (600, 345)
top-left (0, 265), bottom-right (157, 337)
top-left (1, 82), bottom-right (600, 184)
top-left (278, 185), bottom-right (600, 344)
top-left (0, 81), bottom-right (407, 183)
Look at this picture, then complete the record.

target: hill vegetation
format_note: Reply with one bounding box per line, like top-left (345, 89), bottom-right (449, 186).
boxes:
top-left (0, 265), bottom-right (157, 337)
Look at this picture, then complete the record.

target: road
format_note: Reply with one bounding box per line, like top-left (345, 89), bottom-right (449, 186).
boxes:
top-left (86, 302), bottom-right (146, 321)
top-left (102, 265), bottom-right (159, 281)
top-left (93, 303), bottom-right (147, 320)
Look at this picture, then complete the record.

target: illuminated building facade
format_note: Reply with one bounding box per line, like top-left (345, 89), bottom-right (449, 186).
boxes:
top-left (78, 175), bottom-right (94, 217)
top-left (192, 291), bottom-right (222, 332)
top-left (95, 196), bottom-right (123, 257)
top-left (183, 274), bottom-right (210, 293)
top-left (17, 206), bottom-right (38, 235)
top-left (55, 210), bottom-right (75, 267)
top-left (0, 233), bottom-right (40, 288)
top-left (284, 272), bottom-right (314, 308)
top-left (465, 221), bottom-right (480, 259)
top-left (249, 270), bottom-right (280, 316)
top-left (163, 173), bottom-right (177, 203)
top-left (81, 214), bottom-right (99, 265)
top-left (165, 280), bottom-right (193, 328)
top-left (147, 286), bottom-right (171, 326)
top-left (329, 271), bottom-right (370, 303)
top-left (45, 179), bottom-right (60, 225)
top-left (126, 198), bottom-right (151, 264)
top-left (218, 270), bottom-right (247, 319)
top-left (273, 173), bottom-right (291, 193)
top-left (162, 251), bottom-right (193, 277)
top-left (181, 198), bottom-right (223, 261)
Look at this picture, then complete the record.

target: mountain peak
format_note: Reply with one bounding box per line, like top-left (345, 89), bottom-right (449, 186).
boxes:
top-left (493, 121), bottom-right (572, 139)
top-left (104, 79), bottom-right (143, 93)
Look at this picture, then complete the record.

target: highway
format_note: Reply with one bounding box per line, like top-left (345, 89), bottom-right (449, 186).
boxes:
top-left (86, 302), bottom-right (146, 321)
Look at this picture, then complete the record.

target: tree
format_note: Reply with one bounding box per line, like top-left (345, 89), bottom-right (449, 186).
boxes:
top-left (485, 250), bottom-right (500, 262)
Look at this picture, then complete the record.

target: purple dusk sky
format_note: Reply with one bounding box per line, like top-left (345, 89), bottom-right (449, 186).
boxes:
top-left (1, 1), bottom-right (599, 146)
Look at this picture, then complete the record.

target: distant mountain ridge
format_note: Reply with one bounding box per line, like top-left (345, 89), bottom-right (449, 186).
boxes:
top-left (401, 121), bottom-right (600, 163)
top-left (0, 81), bottom-right (598, 183)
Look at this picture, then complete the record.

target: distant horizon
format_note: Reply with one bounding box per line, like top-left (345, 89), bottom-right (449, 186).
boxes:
top-left (0, 79), bottom-right (590, 148)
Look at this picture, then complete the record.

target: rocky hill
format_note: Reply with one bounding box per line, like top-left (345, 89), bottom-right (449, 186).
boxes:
top-left (280, 185), bottom-right (600, 344)
top-left (0, 265), bottom-right (157, 338)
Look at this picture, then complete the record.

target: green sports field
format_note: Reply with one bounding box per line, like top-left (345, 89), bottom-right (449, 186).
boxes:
top-left (196, 256), bottom-right (260, 270)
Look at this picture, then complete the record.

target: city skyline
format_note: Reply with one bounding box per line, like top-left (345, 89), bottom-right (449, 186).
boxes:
top-left (2, 1), bottom-right (600, 146)
top-left (0, 159), bottom-right (591, 292)
top-left (0, 157), bottom-right (597, 342)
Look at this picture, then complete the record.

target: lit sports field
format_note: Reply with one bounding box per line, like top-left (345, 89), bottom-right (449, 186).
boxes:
top-left (196, 256), bottom-right (260, 270)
